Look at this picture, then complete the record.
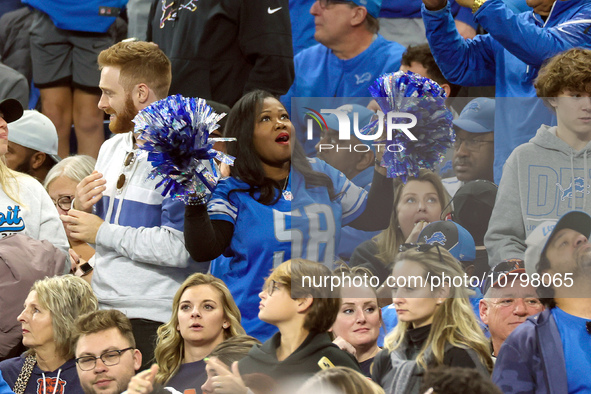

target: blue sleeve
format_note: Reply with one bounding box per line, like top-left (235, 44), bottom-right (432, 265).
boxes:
top-left (316, 160), bottom-right (368, 226)
top-left (0, 371), bottom-right (14, 394)
top-left (493, 340), bottom-right (538, 393)
top-left (207, 180), bottom-right (239, 224)
top-left (476, 0), bottom-right (591, 67)
top-left (454, 5), bottom-right (478, 30)
top-left (422, 2), bottom-right (497, 86)
top-left (161, 198), bottom-right (187, 232)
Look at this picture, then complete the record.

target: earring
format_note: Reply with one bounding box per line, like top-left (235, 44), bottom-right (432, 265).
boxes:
top-left (223, 323), bottom-right (229, 329)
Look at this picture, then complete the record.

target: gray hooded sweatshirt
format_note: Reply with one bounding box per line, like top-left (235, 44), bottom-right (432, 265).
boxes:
top-left (485, 125), bottom-right (591, 265)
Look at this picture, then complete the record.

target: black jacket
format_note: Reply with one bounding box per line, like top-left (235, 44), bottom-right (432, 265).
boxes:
top-left (238, 331), bottom-right (360, 382)
top-left (148, 0), bottom-right (294, 107)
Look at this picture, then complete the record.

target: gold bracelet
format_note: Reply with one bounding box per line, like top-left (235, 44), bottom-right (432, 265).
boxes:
top-left (472, 0), bottom-right (487, 13)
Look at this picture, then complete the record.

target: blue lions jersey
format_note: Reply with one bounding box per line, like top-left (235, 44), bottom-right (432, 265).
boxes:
top-left (209, 158), bottom-right (368, 340)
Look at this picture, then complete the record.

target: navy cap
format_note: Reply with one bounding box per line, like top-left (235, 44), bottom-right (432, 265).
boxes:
top-left (351, 0), bottom-right (382, 18)
top-left (419, 220), bottom-right (476, 262)
top-left (453, 97), bottom-right (495, 134)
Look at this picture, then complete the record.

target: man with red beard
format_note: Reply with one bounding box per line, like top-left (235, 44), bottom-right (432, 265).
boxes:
top-left (62, 41), bottom-right (205, 371)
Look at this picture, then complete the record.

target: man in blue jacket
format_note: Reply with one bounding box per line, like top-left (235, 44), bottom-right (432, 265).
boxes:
top-left (281, 0), bottom-right (406, 155)
top-left (421, 0), bottom-right (591, 183)
top-left (493, 211), bottom-right (591, 393)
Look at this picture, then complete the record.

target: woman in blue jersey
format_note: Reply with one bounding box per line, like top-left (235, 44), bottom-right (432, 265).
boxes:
top-left (184, 90), bottom-right (393, 340)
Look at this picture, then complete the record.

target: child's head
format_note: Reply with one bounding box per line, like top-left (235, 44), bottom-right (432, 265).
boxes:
top-left (260, 259), bottom-right (340, 332)
top-left (535, 48), bottom-right (591, 103)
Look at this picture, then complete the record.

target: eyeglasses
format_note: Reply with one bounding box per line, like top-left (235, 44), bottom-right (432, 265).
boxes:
top-left (453, 136), bottom-right (494, 152)
top-left (52, 195), bottom-right (74, 211)
top-left (117, 152), bottom-right (136, 192)
top-left (317, 0), bottom-right (355, 8)
top-left (399, 243), bottom-right (443, 263)
top-left (264, 280), bottom-right (280, 296)
top-left (75, 347), bottom-right (134, 371)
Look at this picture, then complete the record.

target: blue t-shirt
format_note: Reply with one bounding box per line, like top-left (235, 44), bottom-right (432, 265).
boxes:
top-left (551, 307), bottom-right (591, 394)
top-left (0, 371), bottom-right (12, 394)
top-left (281, 35), bottom-right (406, 155)
top-left (209, 158), bottom-right (367, 340)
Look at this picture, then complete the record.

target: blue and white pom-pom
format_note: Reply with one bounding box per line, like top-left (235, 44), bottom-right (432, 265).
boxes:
top-left (361, 71), bottom-right (454, 182)
top-left (133, 94), bottom-right (234, 204)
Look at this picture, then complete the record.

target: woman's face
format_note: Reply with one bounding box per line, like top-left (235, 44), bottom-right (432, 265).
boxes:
top-left (176, 285), bottom-right (228, 348)
top-left (258, 280), bottom-right (299, 326)
top-left (47, 176), bottom-right (78, 237)
top-left (331, 287), bottom-right (381, 350)
top-left (391, 260), bottom-right (442, 328)
top-left (252, 97), bottom-right (292, 167)
top-left (396, 180), bottom-right (442, 240)
top-left (18, 291), bottom-right (55, 351)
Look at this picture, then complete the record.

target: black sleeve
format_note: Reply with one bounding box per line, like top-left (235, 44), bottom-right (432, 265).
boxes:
top-left (184, 204), bottom-right (234, 262)
top-left (349, 240), bottom-right (391, 283)
top-left (443, 347), bottom-right (480, 369)
top-left (370, 348), bottom-right (392, 385)
top-left (238, 0), bottom-right (294, 97)
top-left (146, 0), bottom-right (158, 42)
top-left (347, 171), bottom-right (393, 231)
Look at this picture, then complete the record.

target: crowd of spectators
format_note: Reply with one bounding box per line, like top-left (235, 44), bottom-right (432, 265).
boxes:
top-left (1, 0), bottom-right (591, 393)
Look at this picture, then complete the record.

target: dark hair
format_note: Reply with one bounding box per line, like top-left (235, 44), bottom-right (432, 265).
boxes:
top-left (402, 44), bottom-right (460, 98)
top-left (224, 90), bottom-right (336, 205)
top-left (419, 366), bottom-right (502, 394)
top-left (536, 253), bottom-right (556, 308)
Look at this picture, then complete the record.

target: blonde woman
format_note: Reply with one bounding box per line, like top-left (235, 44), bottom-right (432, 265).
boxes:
top-left (0, 276), bottom-right (98, 394)
top-left (371, 246), bottom-right (492, 394)
top-left (0, 99), bottom-right (69, 256)
top-left (150, 273), bottom-right (245, 392)
top-left (350, 169), bottom-right (450, 284)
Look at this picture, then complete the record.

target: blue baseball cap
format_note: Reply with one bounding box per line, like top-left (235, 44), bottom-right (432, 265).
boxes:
top-left (419, 221), bottom-right (476, 262)
top-left (324, 104), bottom-right (377, 151)
top-left (452, 97), bottom-right (495, 134)
top-left (351, 0), bottom-right (381, 19)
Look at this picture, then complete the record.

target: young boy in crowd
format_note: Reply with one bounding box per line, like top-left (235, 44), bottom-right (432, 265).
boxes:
top-left (485, 48), bottom-right (591, 265)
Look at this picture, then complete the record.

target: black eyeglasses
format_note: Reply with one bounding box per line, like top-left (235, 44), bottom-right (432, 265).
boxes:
top-left (52, 195), bottom-right (74, 211)
top-left (75, 347), bottom-right (134, 371)
top-left (117, 152), bottom-right (136, 191)
top-left (317, 0), bottom-right (355, 8)
top-left (453, 136), bottom-right (494, 152)
top-left (264, 280), bottom-right (281, 296)
top-left (399, 243), bottom-right (443, 263)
